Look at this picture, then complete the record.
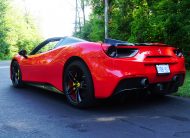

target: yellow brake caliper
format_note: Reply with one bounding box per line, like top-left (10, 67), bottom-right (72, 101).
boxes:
top-left (73, 82), bottom-right (80, 92)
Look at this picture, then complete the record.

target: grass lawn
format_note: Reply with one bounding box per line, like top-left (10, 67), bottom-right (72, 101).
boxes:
top-left (176, 70), bottom-right (190, 97)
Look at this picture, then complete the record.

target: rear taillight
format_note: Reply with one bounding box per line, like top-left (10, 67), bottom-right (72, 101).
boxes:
top-left (101, 44), bottom-right (138, 58)
top-left (107, 46), bottom-right (117, 57)
top-left (174, 48), bottom-right (183, 57)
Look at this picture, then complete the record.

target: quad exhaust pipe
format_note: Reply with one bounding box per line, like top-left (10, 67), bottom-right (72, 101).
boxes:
top-left (141, 78), bottom-right (149, 88)
top-left (140, 75), bottom-right (180, 89)
top-left (172, 75), bottom-right (180, 85)
top-left (154, 75), bottom-right (181, 92)
top-left (114, 74), bottom-right (184, 95)
top-left (155, 83), bottom-right (164, 91)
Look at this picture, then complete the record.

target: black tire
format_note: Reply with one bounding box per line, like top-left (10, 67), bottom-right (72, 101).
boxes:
top-left (63, 60), bottom-right (95, 108)
top-left (11, 61), bottom-right (24, 88)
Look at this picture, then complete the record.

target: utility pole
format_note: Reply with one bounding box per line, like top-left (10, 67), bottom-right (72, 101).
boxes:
top-left (75, 0), bottom-right (78, 33)
top-left (81, 0), bottom-right (86, 25)
top-left (74, 0), bottom-right (83, 33)
top-left (77, 6), bottom-right (81, 32)
top-left (104, 0), bottom-right (109, 39)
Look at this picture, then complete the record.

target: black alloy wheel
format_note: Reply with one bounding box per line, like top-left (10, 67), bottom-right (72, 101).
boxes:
top-left (64, 60), bottom-right (95, 108)
top-left (11, 61), bottom-right (24, 88)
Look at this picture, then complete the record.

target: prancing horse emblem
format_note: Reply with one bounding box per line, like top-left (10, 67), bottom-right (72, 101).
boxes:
top-left (158, 49), bottom-right (162, 54)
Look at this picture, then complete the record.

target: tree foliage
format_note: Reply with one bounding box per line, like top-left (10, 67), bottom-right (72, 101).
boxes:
top-left (0, 0), bottom-right (9, 59)
top-left (0, 0), bottom-right (42, 59)
top-left (74, 0), bottom-right (190, 51)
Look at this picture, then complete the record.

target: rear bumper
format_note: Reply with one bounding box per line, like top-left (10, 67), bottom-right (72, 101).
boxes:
top-left (91, 57), bottom-right (186, 98)
top-left (112, 74), bottom-right (185, 96)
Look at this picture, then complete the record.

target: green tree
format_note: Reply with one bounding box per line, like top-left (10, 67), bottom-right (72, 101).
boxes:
top-left (0, 0), bottom-right (9, 59)
top-left (0, 0), bottom-right (42, 60)
top-left (75, 0), bottom-right (190, 52)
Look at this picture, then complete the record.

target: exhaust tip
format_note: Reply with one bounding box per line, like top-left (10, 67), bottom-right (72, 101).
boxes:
top-left (141, 78), bottom-right (149, 88)
top-left (172, 75), bottom-right (180, 85)
top-left (156, 83), bottom-right (164, 91)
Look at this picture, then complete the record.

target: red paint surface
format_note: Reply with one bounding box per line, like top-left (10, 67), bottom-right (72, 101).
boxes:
top-left (11, 42), bottom-right (186, 98)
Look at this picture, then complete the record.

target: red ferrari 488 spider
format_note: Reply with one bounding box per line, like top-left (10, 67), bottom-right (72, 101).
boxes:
top-left (10, 36), bottom-right (186, 107)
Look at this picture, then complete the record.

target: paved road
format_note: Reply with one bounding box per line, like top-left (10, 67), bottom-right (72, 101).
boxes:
top-left (0, 61), bottom-right (190, 138)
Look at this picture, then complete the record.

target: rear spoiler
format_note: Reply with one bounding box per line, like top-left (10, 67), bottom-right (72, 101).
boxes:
top-left (104, 38), bottom-right (167, 47)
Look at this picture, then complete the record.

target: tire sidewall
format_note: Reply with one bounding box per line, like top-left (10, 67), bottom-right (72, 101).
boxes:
top-left (11, 61), bottom-right (24, 88)
top-left (64, 60), bottom-right (95, 108)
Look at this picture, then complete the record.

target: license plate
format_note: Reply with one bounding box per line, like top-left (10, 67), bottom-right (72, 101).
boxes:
top-left (156, 64), bottom-right (170, 74)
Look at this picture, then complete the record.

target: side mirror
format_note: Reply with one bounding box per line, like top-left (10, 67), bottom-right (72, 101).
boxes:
top-left (18, 49), bottom-right (28, 58)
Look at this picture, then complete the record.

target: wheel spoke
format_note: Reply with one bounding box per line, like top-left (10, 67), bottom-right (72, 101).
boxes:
top-left (13, 66), bottom-right (17, 72)
top-left (74, 72), bottom-right (78, 80)
top-left (68, 71), bottom-right (77, 83)
top-left (76, 88), bottom-right (82, 103)
top-left (80, 81), bottom-right (87, 89)
top-left (15, 77), bottom-right (18, 84)
top-left (66, 86), bottom-right (75, 95)
top-left (17, 70), bottom-right (20, 79)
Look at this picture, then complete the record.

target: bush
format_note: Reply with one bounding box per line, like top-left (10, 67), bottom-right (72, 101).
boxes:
top-left (184, 51), bottom-right (190, 70)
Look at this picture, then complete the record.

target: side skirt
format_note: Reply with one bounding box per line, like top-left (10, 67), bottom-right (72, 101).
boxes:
top-left (25, 82), bottom-right (64, 94)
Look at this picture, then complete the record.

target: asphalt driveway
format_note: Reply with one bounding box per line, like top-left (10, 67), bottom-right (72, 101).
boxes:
top-left (0, 61), bottom-right (190, 138)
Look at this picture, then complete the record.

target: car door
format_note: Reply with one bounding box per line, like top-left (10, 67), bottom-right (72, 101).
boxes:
top-left (20, 37), bottom-right (63, 82)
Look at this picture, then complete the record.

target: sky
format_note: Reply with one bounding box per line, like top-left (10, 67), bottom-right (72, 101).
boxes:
top-left (13, 0), bottom-right (90, 38)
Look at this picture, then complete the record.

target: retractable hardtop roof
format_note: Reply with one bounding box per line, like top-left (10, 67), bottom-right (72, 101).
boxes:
top-left (104, 38), bottom-right (167, 46)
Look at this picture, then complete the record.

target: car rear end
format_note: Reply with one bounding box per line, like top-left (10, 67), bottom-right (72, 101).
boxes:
top-left (94, 42), bottom-right (185, 98)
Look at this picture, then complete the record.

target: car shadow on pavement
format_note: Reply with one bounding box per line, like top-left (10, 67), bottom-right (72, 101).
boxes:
top-left (8, 83), bottom-right (190, 134)
top-left (9, 84), bottom-right (186, 113)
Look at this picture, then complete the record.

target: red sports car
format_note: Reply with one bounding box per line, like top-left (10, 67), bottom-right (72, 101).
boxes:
top-left (10, 36), bottom-right (186, 107)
